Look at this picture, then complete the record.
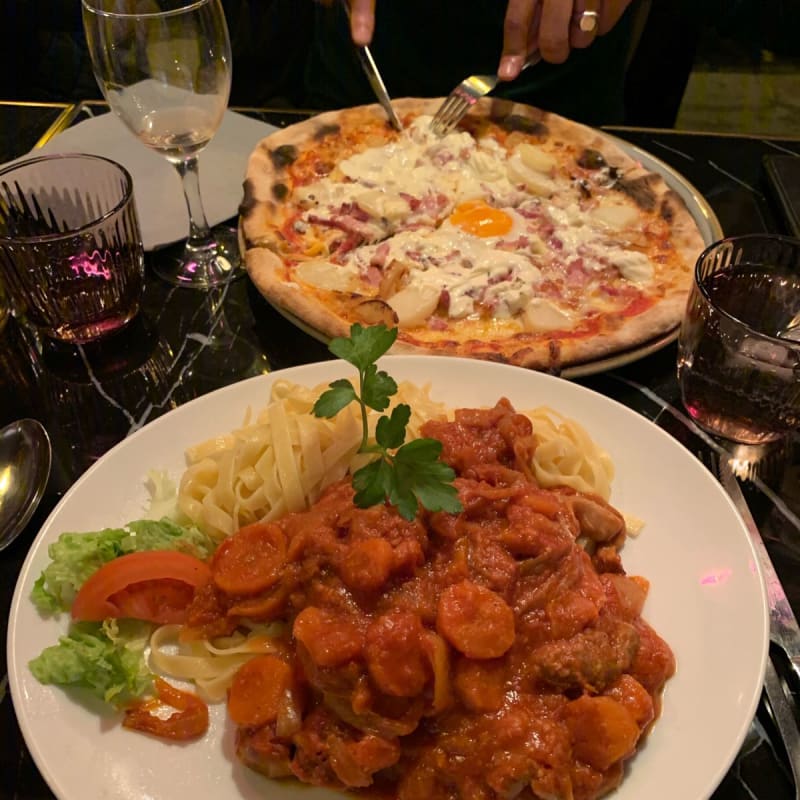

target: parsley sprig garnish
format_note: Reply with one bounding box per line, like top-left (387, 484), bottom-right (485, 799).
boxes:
top-left (312, 323), bottom-right (463, 521)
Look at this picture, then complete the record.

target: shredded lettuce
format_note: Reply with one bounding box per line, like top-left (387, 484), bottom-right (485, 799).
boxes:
top-left (31, 517), bottom-right (215, 615)
top-left (144, 469), bottom-right (179, 521)
top-left (28, 619), bottom-right (154, 707)
top-left (29, 514), bottom-right (217, 708)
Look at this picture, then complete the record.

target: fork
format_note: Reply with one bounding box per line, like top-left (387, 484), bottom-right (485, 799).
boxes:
top-left (430, 54), bottom-right (541, 136)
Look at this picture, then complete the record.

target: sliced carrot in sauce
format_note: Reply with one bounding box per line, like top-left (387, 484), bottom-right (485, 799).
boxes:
top-left (227, 654), bottom-right (293, 728)
top-left (293, 606), bottom-right (364, 668)
top-left (123, 677), bottom-right (209, 740)
top-left (211, 522), bottom-right (287, 596)
top-left (337, 537), bottom-right (394, 593)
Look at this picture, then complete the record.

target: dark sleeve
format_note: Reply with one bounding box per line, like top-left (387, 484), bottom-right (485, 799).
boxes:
top-left (223, 0), bottom-right (314, 107)
top-left (304, 0), bottom-right (642, 127)
top-left (304, 0), bottom-right (505, 110)
top-left (2, 0), bottom-right (99, 102)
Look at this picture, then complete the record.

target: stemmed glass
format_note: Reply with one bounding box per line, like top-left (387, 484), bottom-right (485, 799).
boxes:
top-left (81, 0), bottom-right (241, 288)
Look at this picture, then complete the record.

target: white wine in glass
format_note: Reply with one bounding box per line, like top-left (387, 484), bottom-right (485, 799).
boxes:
top-left (82, 0), bottom-right (241, 288)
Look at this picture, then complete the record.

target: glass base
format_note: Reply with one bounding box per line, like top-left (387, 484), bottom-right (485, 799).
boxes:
top-left (152, 225), bottom-right (245, 289)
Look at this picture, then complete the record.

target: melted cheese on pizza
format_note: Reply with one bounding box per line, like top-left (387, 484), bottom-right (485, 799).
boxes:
top-left (285, 114), bottom-right (680, 336)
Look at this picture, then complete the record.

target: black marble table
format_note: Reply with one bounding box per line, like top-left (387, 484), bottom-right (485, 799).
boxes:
top-left (0, 101), bottom-right (76, 165)
top-left (1, 104), bottom-right (799, 800)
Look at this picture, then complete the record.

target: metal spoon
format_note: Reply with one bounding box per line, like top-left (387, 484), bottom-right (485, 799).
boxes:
top-left (0, 419), bottom-right (52, 552)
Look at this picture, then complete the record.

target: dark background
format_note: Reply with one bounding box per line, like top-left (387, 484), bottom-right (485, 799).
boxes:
top-left (3, 0), bottom-right (799, 128)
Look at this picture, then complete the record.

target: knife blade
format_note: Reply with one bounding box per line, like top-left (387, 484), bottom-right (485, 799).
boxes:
top-left (338, 0), bottom-right (402, 131)
top-left (718, 457), bottom-right (800, 787)
top-left (355, 46), bottom-right (403, 131)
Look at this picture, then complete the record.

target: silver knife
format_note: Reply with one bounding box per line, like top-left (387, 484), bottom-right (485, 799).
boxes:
top-left (338, 0), bottom-right (403, 131)
top-left (718, 457), bottom-right (800, 787)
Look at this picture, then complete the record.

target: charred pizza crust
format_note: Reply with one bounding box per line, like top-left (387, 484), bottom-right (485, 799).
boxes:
top-left (241, 97), bottom-right (706, 372)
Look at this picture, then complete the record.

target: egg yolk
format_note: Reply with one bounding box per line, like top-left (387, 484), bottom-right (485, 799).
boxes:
top-left (449, 200), bottom-right (513, 238)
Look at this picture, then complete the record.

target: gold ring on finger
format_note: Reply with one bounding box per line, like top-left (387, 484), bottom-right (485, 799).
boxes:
top-left (578, 9), bottom-right (599, 33)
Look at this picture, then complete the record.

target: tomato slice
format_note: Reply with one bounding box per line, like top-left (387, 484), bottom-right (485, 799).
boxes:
top-left (71, 551), bottom-right (212, 625)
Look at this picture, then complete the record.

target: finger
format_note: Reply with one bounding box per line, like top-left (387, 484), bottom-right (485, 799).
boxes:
top-left (570, 0), bottom-right (599, 49)
top-left (537, 0), bottom-right (573, 64)
top-left (598, 0), bottom-right (633, 35)
top-left (499, 0), bottom-right (539, 80)
top-left (348, 0), bottom-right (376, 45)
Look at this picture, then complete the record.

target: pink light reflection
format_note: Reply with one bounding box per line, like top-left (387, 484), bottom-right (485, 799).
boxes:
top-left (700, 567), bottom-right (733, 586)
top-left (68, 249), bottom-right (112, 280)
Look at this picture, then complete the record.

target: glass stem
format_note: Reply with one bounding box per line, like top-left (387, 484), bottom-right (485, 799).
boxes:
top-left (174, 156), bottom-right (212, 249)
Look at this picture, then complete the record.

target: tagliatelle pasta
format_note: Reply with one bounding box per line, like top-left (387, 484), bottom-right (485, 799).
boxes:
top-left (177, 382), bottom-right (361, 540)
top-left (522, 406), bottom-right (615, 501)
top-left (177, 379), bottom-right (450, 540)
top-left (148, 623), bottom-right (287, 703)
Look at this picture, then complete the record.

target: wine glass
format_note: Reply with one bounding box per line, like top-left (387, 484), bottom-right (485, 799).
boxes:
top-left (81, 0), bottom-right (241, 288)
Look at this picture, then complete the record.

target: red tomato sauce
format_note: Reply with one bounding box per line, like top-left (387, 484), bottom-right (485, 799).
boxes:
top-left (187, 399), bottom-right (675, 800)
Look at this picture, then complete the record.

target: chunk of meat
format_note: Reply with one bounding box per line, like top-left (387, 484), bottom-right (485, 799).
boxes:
top-left (291, 708), bottom-right (345, 788)
top-left (437, 579), bottom-right (516, 659)
top-left (329, 733), bottom-right (401, 787)
top-left (546, 589), bottom-right (601, 640)
top-left (184, 580), bottom-right (237, 638)
top-left (422, 399), bottom-right (529, 474)
top-left (236, 726), bottom-right (293, 778)
top-left (468, 534), bottom-right (519, 593)
top-left (528, 619), bottom-right (639, 692)
top-left (629, 619), bottom-right (677, 694)
top-left (324, 688), bottom-right (424, 738)
top-left (453, 657), bottom-right (507, 713)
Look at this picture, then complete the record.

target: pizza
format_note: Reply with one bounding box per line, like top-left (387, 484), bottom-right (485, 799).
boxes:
top-left (240, 97), bottom-right (706, 371)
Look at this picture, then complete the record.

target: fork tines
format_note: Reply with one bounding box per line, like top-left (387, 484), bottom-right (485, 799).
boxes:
top-left (430, 74), bottom-right (498, 136)
top-left (430, 55), bottom-right (541, 136)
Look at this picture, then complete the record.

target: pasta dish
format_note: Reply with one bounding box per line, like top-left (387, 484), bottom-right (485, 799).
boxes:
top-left (161, 382), bottom-right (673, 800)
top-left (27, 355), bottom-right (674, 800)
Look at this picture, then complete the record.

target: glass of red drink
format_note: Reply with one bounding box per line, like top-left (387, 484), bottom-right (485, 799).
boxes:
top-left (0, 154), bottom-right (145, 343)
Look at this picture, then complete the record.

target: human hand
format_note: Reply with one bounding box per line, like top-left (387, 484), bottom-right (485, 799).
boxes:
top-left (498, 0), bottom-right (635, 80)
top-left (339, 0), bottom-right (376, 46)
top-left (315, 0), bottom-right (376, 44)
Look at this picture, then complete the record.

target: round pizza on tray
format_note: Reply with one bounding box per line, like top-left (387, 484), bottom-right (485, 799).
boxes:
top-left (240, 97), bottom-right (706, 371)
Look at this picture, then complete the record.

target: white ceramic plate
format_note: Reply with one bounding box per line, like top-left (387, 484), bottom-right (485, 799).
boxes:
top-left (8, 357), bottom-right (767, 800)
top-left (32, 109), bottom-right (278, 251)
